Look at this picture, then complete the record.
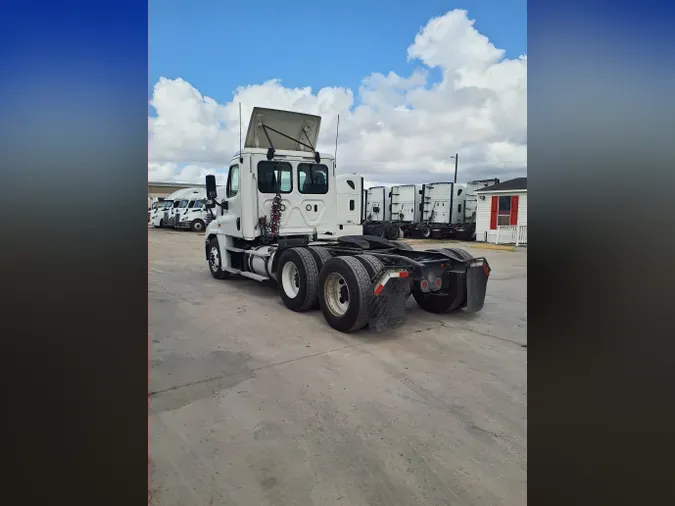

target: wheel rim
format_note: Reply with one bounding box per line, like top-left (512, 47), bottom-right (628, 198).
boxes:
top-left (423, 227), bottom-right (431, 238)
top-left (281, 261), bottom-right (300, 298)
top-left (194, 221), bottom-right (204, 231)
top-left (324, 272), bottom-right (350, 317)
top-left (209, 246), bottom-right (220, 272)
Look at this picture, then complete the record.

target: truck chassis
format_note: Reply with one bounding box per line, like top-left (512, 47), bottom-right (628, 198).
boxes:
top-left (205, 234), bottom-right (490, 333)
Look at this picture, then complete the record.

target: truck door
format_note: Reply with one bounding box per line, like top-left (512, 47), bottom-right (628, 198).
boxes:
top-left (337, 177), bottom-right (361, 226)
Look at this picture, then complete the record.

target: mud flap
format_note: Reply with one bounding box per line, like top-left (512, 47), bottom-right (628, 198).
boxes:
top-left (368, 278), bottom-right (412, 332)
top-left (465, 259), bottom-right (490, 313)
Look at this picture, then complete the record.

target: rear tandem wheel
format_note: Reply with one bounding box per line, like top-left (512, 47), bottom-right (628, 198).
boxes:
top-left (318, 256), bottom-right (374, 333)
top-left (412, 247), bottom-right (472, 314)
top-left (276, 247), bottom-right (320, 312)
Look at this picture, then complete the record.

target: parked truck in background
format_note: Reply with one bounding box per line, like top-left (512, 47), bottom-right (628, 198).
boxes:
top-left (409, 179), bottom-right (500, 240)
top-left (150, 187), bottom-right (204, 229)
top-left (389, 184), bottom-right (424, 238)
top-left (362, 185), bottom-right (394, 238)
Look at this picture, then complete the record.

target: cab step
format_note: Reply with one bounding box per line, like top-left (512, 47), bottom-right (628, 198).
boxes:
top-left (222, 266), bottom-right (269, 282)
top-left (240, 271), bottom-right (269, 282)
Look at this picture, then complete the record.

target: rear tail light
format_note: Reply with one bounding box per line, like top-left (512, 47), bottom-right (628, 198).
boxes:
top-left (434, 278), bottom-right (442, 288)
top-left (420, 279), bottom-right (429, 291)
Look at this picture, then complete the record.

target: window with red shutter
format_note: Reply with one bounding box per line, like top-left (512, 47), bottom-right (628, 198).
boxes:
top-left (490, 196), bottom-right (498, 229)
top-left (497, 196), bottom-right (512, 226)
top-left (510, 195), bottom-right (519, 225)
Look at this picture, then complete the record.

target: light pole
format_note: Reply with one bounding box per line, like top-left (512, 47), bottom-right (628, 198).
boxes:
top-left (449, 153), bottom-right (459, 183)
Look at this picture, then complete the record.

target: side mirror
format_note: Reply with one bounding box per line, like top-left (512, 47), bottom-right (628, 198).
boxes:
top-left (206, 175), bottom-right (217, 199)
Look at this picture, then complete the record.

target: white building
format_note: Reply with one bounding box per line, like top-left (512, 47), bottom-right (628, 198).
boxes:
top-left (475, 177), bottom-right (527, 245)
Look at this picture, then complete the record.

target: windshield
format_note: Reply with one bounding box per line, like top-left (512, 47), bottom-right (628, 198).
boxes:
top-left (163, 201), bottom-right (173, 209)
top-left (177, 199), bottom-right (189, 208)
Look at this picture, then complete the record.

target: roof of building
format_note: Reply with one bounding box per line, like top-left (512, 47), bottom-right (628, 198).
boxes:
top-left (148, 181), bottom-right (205, 188)
top-left (476, 177), bottom-right (527, 192)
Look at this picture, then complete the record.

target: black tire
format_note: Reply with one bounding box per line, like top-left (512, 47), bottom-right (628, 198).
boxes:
top-left (440, 248), bottom-right (474, 308)
top-left (442, 247), bottom-right (473, 261)
top-left (392, 240), bottom-right (413, 251)
top-left (276, 247), bottom-right (319, 312)
top-left (385, 223), bottom-right (399, 240)
top-left (372, 224), bottom-right (385, 238)
top-left (420, 224), bottom-right (432, 239)
top-left (307, 246), bottom-right (333, 308)
top-left (191, 219), bottom-right (206, 233)
top-left (412, 272), bottom-right (466, 314)
top-left (355, 254), bottom-right (384, 279)
top-left (208, 237), bottom-right (230, 279)
top-left (307, 246), bottom-right (332, 270)
top-left (318, 256), bottom-right (373, 333)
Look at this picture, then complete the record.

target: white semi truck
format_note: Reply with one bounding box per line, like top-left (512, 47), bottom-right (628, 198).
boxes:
top-left (150, 188), bottom-right (202, 228)
top-left (150, 187), bottom-right (217, 231)
top-left (410, 179), bottom-right (500, 240)
top-left (363, 184), bottom-right (425, 240)
top-left (203, 107), bottom-right (491, 333)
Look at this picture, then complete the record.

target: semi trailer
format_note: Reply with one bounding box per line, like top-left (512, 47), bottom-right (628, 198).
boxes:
top-left (203, 107), bottom-right (491, 333)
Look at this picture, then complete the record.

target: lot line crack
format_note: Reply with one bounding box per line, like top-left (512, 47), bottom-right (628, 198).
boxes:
top-left (149, 343), bottom-right (364, 397)
top-left (427, 321), bottom-right (526, 347)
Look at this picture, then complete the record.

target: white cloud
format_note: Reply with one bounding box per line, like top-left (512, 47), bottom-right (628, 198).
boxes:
top-left (148, 9), bottom-right (526, 185)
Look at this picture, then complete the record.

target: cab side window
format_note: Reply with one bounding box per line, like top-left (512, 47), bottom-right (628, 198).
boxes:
top-left (227, 165), bottom-right (239, 198)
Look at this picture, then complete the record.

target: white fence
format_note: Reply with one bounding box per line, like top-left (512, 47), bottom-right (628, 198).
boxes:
top-left (496, 225), bottom-right (527, 246)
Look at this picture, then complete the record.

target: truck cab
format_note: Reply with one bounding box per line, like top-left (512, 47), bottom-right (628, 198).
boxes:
top-left (207, 107), bottom-right (340, 241)
top-left (175, 190), bottom-right (213, 232)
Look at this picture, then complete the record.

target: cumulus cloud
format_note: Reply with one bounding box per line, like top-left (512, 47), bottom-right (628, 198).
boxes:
top-left (148, 9), bottom-right (526, 185)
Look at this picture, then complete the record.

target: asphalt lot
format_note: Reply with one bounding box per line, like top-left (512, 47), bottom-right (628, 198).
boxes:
top-left (149, 228), bottom-right (527, 506)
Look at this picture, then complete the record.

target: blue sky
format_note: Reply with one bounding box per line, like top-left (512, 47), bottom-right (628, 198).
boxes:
top-left (149, 0), bottom-right (526, 109)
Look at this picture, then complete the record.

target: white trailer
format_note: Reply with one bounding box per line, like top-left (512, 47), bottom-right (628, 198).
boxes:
top-left (203, 107), bottom-right (492, 333)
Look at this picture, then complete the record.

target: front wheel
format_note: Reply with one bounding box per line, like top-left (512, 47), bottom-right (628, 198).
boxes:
top-left (420, 224), bottom-right (432, 239)
top-left (208, 237), bottom-right (230, 279)
top-left (191, 219), bottom-right (206, 232)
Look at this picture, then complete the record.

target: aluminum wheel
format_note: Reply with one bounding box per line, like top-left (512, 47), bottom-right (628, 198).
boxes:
top-left (324, 272), bottom-right (350, 317)
top-left (192, 220), bottom-right (204, 232)
top-left (281, 261), bottom-right (300, 298)
top-left (209, 246), bottom-right (220, 273)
